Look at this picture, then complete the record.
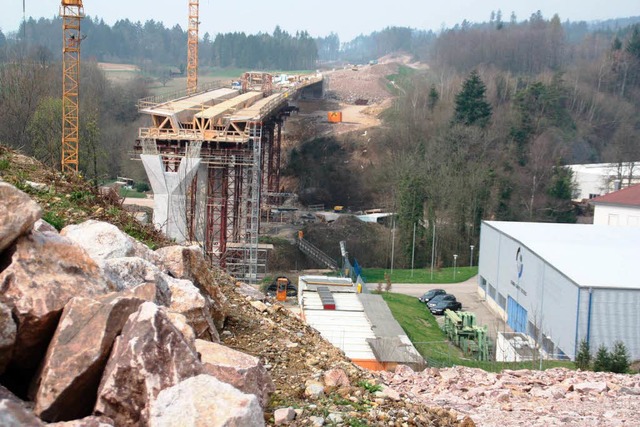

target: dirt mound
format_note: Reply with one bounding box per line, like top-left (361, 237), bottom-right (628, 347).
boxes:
top-left (325, 62), bottom-right (398, 104)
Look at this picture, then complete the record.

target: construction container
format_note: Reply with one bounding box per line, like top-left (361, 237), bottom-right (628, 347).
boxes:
top-left (328, 111), bottom-right (342, 123)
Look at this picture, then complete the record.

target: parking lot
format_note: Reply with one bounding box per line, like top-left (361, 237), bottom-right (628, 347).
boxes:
top-left (366, 276), bottom-right (508, 344)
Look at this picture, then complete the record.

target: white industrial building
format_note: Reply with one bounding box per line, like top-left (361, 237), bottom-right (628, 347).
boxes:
top-left (568, 162), bottom-right (640, 201)
top-left (478, 221), bottom-right (640, 360)
top-left (590, 184), bottom-right (640, 227)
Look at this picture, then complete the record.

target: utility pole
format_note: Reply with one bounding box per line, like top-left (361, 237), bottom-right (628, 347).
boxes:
top-left (470, 244), bottom-right (475, 267)
top-left (410, 222), bottom-right (416, 278)
top-left (453, 254), bottom-right (458, 281)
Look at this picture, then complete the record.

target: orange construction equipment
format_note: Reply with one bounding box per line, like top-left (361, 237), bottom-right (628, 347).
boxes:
top-left (276, 277), bottom-right (289, 301)
top-left (327, 111), bottom-right (342, 123)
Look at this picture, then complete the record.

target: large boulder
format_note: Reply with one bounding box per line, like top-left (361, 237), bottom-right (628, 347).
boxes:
top-left (0, 231), bottom-right (112, 394)
top-left (155, 246), bottom-right (227, 329)
top-left (167, 277), bottom-right (219, 342)
top-left (61, 220), bottom-right (159, 266)
top-left (101, 257), bottom-right (171, 306)
top-left (32, 294), bottom-right (147, 422)
top-left (0, 302), bottom-right (16, 376)
top-left (149, 374), bottom-right (264, 427)
top-left (94, 302), bottom-right (202, 426)
top-left (195, 339), bottom-right (274, 408)
top-left (0, 399), bottom-right (44, 427)
top-left (0, 384), bottom-right (44, 426)
top-left (0, 182), bottom-right (41, 254)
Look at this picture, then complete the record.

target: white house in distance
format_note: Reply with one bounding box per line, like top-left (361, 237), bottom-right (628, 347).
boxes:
top-left (590, 184), bottom-right (640, 227)
top-left (568, 162), bottom-right (640, 201)
top-left (478, 221), bottom-right (640, 360)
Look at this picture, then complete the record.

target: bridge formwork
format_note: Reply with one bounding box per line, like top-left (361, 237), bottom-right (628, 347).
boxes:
top-left (134, 74), bottom-right (322, 282)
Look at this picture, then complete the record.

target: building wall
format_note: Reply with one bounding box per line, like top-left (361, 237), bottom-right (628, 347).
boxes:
top-left (478, 223), bottom-right (580, 358)
top-left (577, 288), bottom-right (640, 360)
top-left (593, 205), bottom-right (640, 227)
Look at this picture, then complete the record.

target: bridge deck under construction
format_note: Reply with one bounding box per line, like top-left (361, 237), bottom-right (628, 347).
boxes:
top-left (134, 72), bottom-right (323, 283)
top-left (138, 74), bottom-right (321, 145)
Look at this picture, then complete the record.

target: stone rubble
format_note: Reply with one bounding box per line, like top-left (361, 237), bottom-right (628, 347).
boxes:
top-left (377, 365), bottom-right (640, 427)
top-left (3, 182), bottom-right (640, 426)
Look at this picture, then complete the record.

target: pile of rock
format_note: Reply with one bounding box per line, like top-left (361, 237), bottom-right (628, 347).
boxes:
top-left (378, 364), bottom-right (640, 426)
top-left (325, 63), bottom-right (399, 104)
top-left (0, 182), bottom-right (273, 426)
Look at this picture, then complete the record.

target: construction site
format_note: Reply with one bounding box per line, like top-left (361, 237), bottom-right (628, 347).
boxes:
top-left (58, 0), bottom-right (329, 283)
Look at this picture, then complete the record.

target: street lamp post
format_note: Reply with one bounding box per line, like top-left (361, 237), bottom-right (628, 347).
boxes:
top-left (470, 245), bottom-right (475, 267)
top-left (453, 254), bottom-right (458, 281)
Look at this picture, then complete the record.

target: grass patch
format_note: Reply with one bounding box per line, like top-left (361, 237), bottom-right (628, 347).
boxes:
top-left (381, 292), bottom-right (575, 372)
top-left (363, 267), bottom-right (478, 283)
top-left (380, 292), bottom-right (462, 364)
top-left (119, 187), bottom-right (148, 199)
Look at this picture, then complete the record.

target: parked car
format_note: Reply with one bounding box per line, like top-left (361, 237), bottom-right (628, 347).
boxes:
top-left (429, 299), bottom-right (462, 315)
top-left (427, 294), bottom-right (457, 309)
top-left (418, 289), bottom-right (446, 303)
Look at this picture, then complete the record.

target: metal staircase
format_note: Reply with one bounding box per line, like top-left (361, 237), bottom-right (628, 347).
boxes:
top-left (297, 237), bottom-right (339, 270)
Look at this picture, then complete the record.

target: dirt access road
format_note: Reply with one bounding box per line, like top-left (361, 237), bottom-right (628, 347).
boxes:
top-left (366, 276), bottom-right (509, 343)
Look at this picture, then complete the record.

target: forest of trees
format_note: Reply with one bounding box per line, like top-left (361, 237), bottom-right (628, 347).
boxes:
top-left (1, 11), bottom-right (640, 267)
top-left (1, 18), bottom-right (317, 71)
top-left (361, 13), bottom-right (640, 267)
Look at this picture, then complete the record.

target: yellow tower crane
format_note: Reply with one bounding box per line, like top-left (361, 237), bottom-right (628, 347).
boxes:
top-left (60, 0), bottom-right (84, 174)
top-left (187, 0), bottom-right (199, 95)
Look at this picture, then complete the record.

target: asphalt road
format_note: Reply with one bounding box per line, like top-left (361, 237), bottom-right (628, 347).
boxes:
top-left (366, 276), bottom-right (509, 343)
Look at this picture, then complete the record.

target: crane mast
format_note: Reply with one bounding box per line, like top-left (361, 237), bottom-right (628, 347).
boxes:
top-left (187, 0), bottom-right (199, 94)
top-left (60, 0), bottom-right (84, 174)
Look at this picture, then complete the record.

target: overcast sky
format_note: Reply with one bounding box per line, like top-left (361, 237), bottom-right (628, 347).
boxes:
top-left (2, 0), bottom-right (638, 41)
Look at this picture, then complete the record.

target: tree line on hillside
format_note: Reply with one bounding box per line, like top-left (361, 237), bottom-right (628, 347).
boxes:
top-left (369, 18), bottom-right (640, 268)
top-left (283, 16), bottom-right (640, 269)
top-left (0, 51), bottom-right (149, 183)
top-left (2, 18), bottom-right (317, 71)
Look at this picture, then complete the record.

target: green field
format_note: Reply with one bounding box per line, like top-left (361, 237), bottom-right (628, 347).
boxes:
top-left (362, 266), bottom-right (478, 284)
top-left (381, 292), bottom-right (574, 372)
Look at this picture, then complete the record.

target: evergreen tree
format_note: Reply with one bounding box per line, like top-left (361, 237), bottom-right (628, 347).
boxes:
top-left (592, 344), bottom-right (611, 372)
top-left (453, 70), bottom-right (492, 128)
top-left (626, 25), bottom-right (640, 60)
top-left (610, 341), bottom-right (630, 373)
top-left (547, 166), bottom-right (577, 223)
top-left (428, 84), bottom-right (440, 111)
top-left (574, 339), bottom-right (592, 370)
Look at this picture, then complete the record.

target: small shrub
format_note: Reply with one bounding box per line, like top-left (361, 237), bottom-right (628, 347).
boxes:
top-left (593, 344), bottom-right (611, 372)
top-left (42, 211), bottom-right (65, 231)
top-left (383, 273), bottom-right (392, 292)
top-left (610, 341), bottom-right (630, 373)
top-left (135, 182), bottom-right (150, 192)
top-left (357, 380), bottom-right (382, 393)
top-left (574, 339), bottom-right (592, 370)
top-left (0, 157), bottom-right (9, 171)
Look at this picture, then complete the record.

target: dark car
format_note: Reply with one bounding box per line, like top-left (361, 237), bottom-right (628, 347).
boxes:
top-left (429, 299), bottom-right (462, 315)
top-left (427, 294), bottom-right (456, 309)
top-left (418, 289), bottom-right (446, 303)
